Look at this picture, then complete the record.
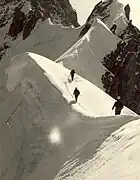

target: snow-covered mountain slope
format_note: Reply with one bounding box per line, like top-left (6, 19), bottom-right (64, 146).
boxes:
top-left (0, 52), bottom-right (138, 180)
top-left (55, 119), bottom-right (140, 180)
top-left (3, 21), bottom-right (82, 62)
top-left (6, 52), bottom-right (136, 117)
top-left (56, 18), bottom-right (120, 90)
top-left (0, 0), bottom-right (80, 67)
top-left (0, 0), bottom-right (79, 40)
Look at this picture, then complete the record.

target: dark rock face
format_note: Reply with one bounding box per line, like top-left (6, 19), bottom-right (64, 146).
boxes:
top-left (86, 0), bottom-right (113, 24)
top-left (78, 0), bottom-right (113, 38)
top-left (0, 0), bottom-right (79, 40)
top-left (8, 7), bottom-right (26, 39)
top-left (78, 24), bottom-right (91, 37)
top-left (0, 0), bottom-right (79, 61)
top-left (102, 22), bottom-right (140, 114)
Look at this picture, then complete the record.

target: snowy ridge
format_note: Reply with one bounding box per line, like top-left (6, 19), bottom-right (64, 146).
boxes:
top-left (0, 21), bottom-right (83, 78)
top-left (56, 18), bottom-right (120, 90)
top-left (6, 52), bottom-right (136, 117)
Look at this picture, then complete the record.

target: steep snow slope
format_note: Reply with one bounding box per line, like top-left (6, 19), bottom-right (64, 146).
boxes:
top-left (4, 21), bottom-right (82, 61)
top-left (55, 119), bottom-right (140, 180)
top-left (56, 19), bottom-right (120, 90)
top-left (22, 52), bottom-right (136, 117)
top-left (0, 21), bottom-right (83, 89)
top-left (0, 52), bottom-right (138, 180)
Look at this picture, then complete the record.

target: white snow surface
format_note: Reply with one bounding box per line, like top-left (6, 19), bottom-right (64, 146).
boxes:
top-left (56, 19), bottom-right (120, 90)
top-left (55, 119), bottom-right (140, 180)
top-left (6, 52), bottom-right (136, 117)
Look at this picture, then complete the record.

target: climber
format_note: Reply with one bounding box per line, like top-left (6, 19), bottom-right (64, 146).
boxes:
top-left (70, 69), bottom-right (75, 81)
top-left (73, 87), bottom-right (80, 102)
top-left (110, 24), bottom-right (117, 34)
top-left (112, 96), bottom-right (124, 115)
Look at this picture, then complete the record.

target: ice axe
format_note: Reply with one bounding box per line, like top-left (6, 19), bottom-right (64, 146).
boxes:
top-left (111, 108), bottom-right (114, 115)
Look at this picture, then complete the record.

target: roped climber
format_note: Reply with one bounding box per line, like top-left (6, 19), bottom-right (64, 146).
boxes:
top-left (112, 96), bottom-right (124, 115)
top-left (70, 69), bottom-right (75, 81)
top-left (73, 87), bottom-right (80, 102)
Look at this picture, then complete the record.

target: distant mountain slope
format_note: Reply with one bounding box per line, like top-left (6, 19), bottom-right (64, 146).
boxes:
top-left (0, 0), bottom-right (80, 65)
top-left (0, 0), bottom-right (79, 40)
top-left (56, 18), bottom-right (120, 90)
top-left (2, 22), bottom-right (82, 62)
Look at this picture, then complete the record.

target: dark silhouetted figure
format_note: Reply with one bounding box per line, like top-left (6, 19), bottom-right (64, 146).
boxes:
top-left (70, 69), bottom-right (75, 81)
top-left (73, 87), bottom-right (80, 102)
top-left (110, 24), bottom-right (117, 34)
top-left (112, 96), bottom-right (124, 115)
